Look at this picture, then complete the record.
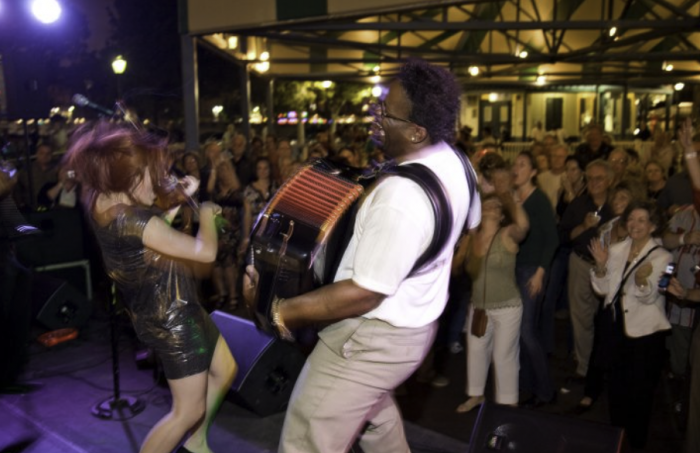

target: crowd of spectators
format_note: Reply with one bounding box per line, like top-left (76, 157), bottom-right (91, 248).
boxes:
top-left (2, 115), bottom-right (700, 452)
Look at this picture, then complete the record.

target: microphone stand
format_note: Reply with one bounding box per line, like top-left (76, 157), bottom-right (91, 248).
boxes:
top-left (91, 283), bottom-right (146, 420)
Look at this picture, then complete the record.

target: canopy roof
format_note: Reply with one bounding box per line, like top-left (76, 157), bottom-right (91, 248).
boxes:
top-left (184, 0), bottom-right (700, 88)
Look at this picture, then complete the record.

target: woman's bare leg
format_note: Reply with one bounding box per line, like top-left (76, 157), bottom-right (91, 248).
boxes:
top-left (183, 336), bottom-right (237, 453)
top-left (139, 371), bottom-right (208, 453)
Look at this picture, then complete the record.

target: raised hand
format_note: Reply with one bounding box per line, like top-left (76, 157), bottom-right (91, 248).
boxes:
top-left (588, 237), bottom-right (608, 267)
top-left (679, 117), bottom-right (695, 151)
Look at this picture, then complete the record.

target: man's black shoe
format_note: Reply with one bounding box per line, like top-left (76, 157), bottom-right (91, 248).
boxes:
top-left (520, 392), bottom-right (557, 409)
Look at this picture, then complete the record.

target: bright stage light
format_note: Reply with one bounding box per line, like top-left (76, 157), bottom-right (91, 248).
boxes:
top-left (31, 0), bottom-right (62, 24)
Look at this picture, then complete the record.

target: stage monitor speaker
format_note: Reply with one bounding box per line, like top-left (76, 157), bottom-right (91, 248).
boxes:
top-left (2, 51), bottom-right (50, 120)
top-left (32, 273), bottom-right (92, 331)
top-left (468, 402), bottom-right (629, 453)
top-left (211, 310), bottom-right (306, 417)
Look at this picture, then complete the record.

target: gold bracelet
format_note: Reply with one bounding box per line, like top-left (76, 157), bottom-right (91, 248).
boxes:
top-left (271, 297), bottom-right (295, 341)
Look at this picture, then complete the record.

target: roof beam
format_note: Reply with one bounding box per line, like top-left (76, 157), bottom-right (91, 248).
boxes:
top-left (288, 18), bottom-right (698, 31)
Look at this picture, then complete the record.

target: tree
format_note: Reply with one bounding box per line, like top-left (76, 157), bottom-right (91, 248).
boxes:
top-left (274, 80), bottom-right (371, 143)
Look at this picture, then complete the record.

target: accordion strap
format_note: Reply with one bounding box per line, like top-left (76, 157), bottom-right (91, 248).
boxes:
top-left (392, 147), bottom-right (477, 275)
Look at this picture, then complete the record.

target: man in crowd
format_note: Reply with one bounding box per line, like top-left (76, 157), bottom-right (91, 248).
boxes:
top-left (16, 143), bottom-right (57, 210)
top-left (574, 125), bottom-right (614, 168)
top-left (244, 59), bottom-right (479, 453)
top-left (559, 159), bottom-right (614, 378)
top-left (538, 143), bottom-right (569, 208)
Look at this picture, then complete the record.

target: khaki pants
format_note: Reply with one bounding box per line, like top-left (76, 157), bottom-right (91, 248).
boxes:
top-left (279, 317), bottom-right (437, 453)
top-left (568, 254), bottom-right (601, 376)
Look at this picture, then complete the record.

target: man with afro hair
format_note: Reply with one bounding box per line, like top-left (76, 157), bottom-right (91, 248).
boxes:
top-left (245, 59), bottom-right (480, 452)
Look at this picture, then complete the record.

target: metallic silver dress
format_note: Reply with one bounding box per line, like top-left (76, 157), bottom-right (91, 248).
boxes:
top-left (92, 206), bottom-right (219, 379)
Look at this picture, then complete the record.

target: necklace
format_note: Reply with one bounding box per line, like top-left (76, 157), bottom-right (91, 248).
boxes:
top-left (629, 241), bottom-right (646, 260)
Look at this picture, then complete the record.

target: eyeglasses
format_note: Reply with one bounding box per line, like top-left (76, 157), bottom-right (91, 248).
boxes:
top-left (374, 101), bottom-right (414, 125)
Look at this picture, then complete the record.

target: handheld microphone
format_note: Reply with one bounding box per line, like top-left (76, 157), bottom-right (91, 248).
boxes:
top-left (72, 94), bottom-right (115, 116)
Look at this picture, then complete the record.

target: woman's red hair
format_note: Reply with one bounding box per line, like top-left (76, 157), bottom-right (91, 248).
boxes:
top-left (64, 121), bottom-right (170, 208)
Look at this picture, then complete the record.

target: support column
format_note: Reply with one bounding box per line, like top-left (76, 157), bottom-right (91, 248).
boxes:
top-left (180, 35), bottom-right (199, 152)
top-left (239, 62), bottom-right (251, 143)
top-left (522, 90), bottom-right (528, 140)
top-left (621, 85), bottom-right (629, 140)
top-left (266, 78), bottom-right (275, 137)
top-left (665, 93), bottom-right (671, 132)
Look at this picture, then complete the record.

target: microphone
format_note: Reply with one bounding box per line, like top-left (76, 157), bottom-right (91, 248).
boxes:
top-left (72, 94), bottom-right (115, 116)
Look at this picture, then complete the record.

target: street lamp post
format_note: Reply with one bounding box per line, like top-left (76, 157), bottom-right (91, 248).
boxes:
top-left (111, 55), bottom-right (127, 99)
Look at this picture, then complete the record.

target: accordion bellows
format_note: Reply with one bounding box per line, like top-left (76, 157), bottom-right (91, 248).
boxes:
top-left (250, 159), bottom-right (365, 332)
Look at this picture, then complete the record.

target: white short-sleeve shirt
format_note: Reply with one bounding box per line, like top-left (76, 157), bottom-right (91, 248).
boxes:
top-left (333, 141), bottom-right (480, 328)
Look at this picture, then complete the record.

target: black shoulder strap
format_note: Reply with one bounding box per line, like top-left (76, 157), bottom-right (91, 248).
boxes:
top-left (393, 163), bottom-right (452, 275)
top-left (393, 147), bottom-right (478, 275)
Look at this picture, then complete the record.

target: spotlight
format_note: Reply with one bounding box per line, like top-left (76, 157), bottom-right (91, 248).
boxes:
top-left (608, 27), bottom-right (617, 37)
top-left (675, 82), bottom-right (685, 91)
top-left (371, 85), bottom-right (382, 98)
top-left (468, 66), bottom-right (480, 76)
top-left (536, 75), bottom-right (546, 85)
top-left (31, 0), bottom-right (62, 24)
top-left (519, 50), bottom-right (528, 59)
top-left (370, 74), bottom-right (381, 84)
top-left (321, 80), bottom-right (333, 89)
top-left (664, 63), bottom-right (674, 72)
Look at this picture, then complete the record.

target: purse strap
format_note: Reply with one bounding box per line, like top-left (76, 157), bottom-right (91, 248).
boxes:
top-left (480, 227), bottom-right (502, 310)
top-left (610, 245), bottom-right (661, 304)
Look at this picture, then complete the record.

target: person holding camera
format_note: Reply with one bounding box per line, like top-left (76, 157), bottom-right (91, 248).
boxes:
top-left (667, 117), bottom-right (700, 453)
top-left (589, 200), bottom-right (672, 449)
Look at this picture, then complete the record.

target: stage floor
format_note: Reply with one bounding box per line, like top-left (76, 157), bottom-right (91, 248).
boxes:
top-left (0, 301), bottom-right (686, 453)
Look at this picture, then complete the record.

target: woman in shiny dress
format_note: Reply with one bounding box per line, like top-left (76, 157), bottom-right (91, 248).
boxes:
top-left (65, 121), bottom-right (236, 453)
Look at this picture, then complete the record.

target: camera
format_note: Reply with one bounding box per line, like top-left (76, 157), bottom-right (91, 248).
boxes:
top-left (658, 262), bottom-right (676, 291)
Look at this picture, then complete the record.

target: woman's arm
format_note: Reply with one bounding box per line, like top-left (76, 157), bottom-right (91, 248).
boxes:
top-left (451, 233), bottom-right (471, 275)
top-left (502, 192), bottom-right (529, 243)
top-left (142, 202), bottom-right (220, 263)
top-left (680, 118), bottom-right (700, 190)
top-left (589, 237), bottom-right (610, 295)
top-left (668, 276), bottom-right (700, 303)
top-left (630, 250), bottom-right (671, 305)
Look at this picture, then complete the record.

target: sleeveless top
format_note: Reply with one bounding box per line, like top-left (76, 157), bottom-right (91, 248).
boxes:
top-left (467, 231), bottom-right (521, 309)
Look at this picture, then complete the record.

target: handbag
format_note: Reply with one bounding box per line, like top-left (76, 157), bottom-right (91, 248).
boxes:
top-left (471, 307), bottom-right (488, 337)
top-left (470, 228), bottom-right (501, 338)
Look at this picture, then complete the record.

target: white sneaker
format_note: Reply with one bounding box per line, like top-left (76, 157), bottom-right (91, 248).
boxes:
top-left (431, 375), bottom-right (450, 388)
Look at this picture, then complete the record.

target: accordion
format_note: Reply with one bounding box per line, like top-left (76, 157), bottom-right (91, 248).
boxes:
top-left (249, 159), bottom-right (367, 334)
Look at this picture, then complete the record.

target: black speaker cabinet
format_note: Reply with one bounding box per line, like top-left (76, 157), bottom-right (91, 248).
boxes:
top-left (32, 273), bottom-right (92, 331)
top-left (15, 209), bottom-right (85, 267)
top-left (210, 311), bottom-right (306, 417)
top-left (468, 402), bottom-right (629, 453)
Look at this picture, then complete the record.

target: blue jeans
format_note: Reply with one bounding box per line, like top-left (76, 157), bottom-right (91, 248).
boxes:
top-left (516, 264), bottom-right (554, 401)
top-left (540, 246), bottom-right (571, 354)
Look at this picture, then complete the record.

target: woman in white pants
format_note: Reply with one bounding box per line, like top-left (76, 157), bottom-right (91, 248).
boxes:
top-left (457, 188), bottom-right (529, 413)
